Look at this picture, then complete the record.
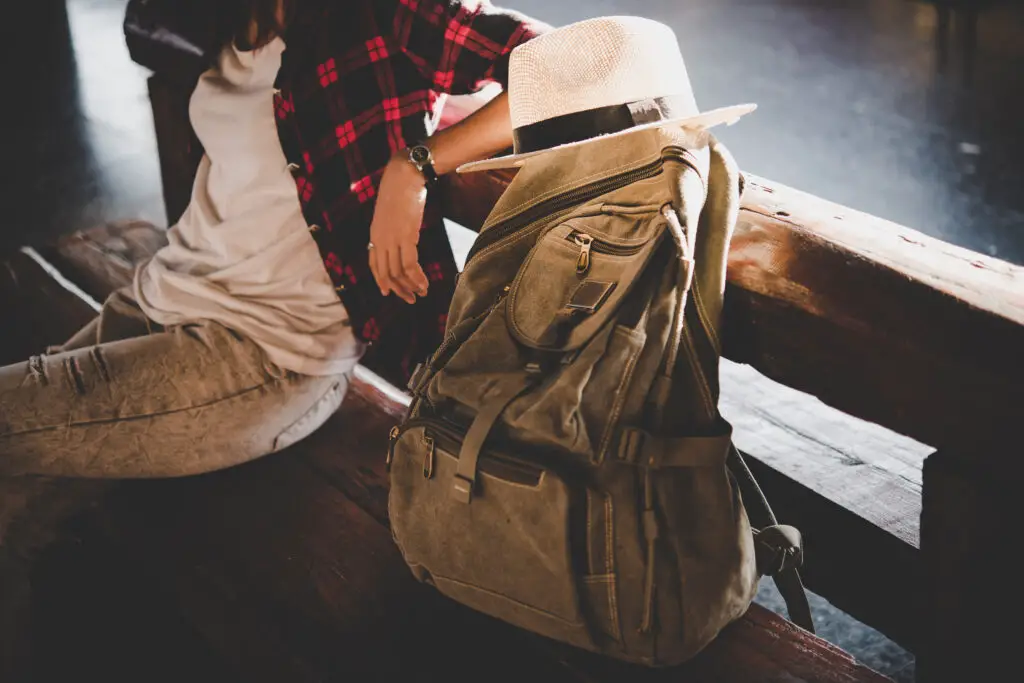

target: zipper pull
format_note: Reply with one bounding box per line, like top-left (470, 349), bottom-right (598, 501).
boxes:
top-left (495, 283), bottom-right (511, 305)
top-left (574, 233), bottom-right (594, 274)
top-left (422, 435), bottom-right (436, 479)
top-left (386, 425), bottom-right (400, 472)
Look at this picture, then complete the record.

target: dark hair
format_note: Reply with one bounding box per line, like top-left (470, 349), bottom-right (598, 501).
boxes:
top-left (216, 0), bottom-right (296, 51)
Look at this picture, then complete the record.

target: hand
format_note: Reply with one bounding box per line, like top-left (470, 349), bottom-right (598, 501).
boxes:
top-left (367, 154), bottom-right (431, 304)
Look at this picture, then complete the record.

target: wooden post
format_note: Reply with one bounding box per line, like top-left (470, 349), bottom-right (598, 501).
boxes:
top-left (918, 452), bottom-right (1014, 683)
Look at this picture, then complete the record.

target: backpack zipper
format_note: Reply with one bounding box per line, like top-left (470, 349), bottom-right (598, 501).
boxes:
top-left (465, 147), bottom-right (697, 266)
top-left (566, 230), bottom-right (647, 275)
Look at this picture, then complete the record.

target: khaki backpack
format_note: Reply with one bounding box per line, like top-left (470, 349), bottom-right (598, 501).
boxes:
top-left (387, 128), bottom-right (813, 667)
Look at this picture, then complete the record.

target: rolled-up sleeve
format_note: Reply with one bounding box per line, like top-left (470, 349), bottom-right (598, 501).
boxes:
top-left (378, 0), bottom-right (547, 95)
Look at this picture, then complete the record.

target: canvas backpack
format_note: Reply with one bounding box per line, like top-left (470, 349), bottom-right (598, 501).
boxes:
top-left (386, 130), bottom-right (814, 667)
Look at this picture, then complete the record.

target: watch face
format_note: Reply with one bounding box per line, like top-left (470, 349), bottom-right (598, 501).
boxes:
top-left (410, 145), bottom-right (431, 164)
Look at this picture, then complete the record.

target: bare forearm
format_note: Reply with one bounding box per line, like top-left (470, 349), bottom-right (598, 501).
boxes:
top-left (373, 91), bottom-right (515, 301)
top-left (426, 92), bottom-right (514, 176)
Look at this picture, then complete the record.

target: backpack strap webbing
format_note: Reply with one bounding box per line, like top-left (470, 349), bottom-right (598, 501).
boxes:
top-left (727, 443), bottom-right (816, 634)
top-left (451, 373), bottom-right (537, 504)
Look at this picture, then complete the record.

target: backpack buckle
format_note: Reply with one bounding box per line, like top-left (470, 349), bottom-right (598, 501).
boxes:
top-left (452, 474), bottom-right (474, 504)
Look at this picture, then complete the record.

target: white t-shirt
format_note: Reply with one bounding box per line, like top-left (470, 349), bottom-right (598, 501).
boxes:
top-left (134, 37), bottom-right (363, 376)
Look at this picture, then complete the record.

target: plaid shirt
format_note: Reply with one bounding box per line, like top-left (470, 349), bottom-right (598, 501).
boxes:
top-left (272, 0), bottom-right (541, 384)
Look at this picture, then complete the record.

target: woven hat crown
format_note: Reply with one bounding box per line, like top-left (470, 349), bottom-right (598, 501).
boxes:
top-left (456, 15), bottom-right (755, 172)
top-left (507, 16), bottom-right (700, 129)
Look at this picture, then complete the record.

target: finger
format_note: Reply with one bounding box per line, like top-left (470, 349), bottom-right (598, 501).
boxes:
top-left (400, 242), bottom-right (429, 296)
top-left (395, 263), bottom-right (423, 303)
top-left (393, 240), bottom-right (423, 298)
top-left (380, 245), bottom-right (403, 299)
top-left (377, 243), bottom-right (399, 299)
top-left (386, 245), bottom-right (416, 304)
top-left (367, 243), bottom-right (387, 296)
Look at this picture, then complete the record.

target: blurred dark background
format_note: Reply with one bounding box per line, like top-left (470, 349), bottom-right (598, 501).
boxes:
top-left (1, 0), bottom-right (1021, 264)
top-left (513, 0), bottom-right (1024, 266)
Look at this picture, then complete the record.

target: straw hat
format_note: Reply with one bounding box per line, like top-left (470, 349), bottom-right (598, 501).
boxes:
top-left (457, 15), bottom-right (755, 173)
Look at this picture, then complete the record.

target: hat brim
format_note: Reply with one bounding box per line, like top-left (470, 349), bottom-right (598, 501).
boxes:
top-left (456, 103), bottom-right (756, 174)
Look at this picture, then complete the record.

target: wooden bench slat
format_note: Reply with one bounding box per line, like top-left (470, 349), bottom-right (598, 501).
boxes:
top-left (92, 396), bottom-right (594, 683)
top-left (94, 449), bottom-right (581, 682)
top-left (0, 247), bottom-right (97, 363)
top-left (6, 224), bottom-right (893, 681)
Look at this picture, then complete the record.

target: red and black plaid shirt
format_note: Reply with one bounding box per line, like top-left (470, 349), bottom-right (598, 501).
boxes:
top-left (271, 0), bottom-right (541, 384)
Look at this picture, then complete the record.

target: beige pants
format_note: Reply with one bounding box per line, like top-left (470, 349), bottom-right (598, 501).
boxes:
top-left (0, 287), bottom-right (353, 478)
top-left (0, 287), bottom-right (355, 676)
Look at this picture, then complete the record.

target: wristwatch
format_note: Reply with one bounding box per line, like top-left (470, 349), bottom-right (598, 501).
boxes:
top-left (408, 143), bottom-right (439, 188)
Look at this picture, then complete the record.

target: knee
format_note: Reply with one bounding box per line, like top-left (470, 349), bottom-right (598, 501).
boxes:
top-left (271, 376), bottom-right (350, 453)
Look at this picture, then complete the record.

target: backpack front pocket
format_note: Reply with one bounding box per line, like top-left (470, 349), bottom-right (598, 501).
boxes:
top-left (388, 421), bottom-right (599, 651)
top-left (506, 210), bottom-right (666, 352)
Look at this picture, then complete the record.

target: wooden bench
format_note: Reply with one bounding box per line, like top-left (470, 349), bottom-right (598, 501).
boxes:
top-left (3, 148), bottom-right (1017, 683)
top-left (3, 226), bottom-right (893, 683)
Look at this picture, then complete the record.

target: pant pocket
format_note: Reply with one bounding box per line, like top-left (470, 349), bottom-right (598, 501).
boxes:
top-left (272, 377), bottom-right (348, 452)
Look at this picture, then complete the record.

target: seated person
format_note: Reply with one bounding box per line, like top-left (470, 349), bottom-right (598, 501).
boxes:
top-left (0, 0), bottom-right (546, 478)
